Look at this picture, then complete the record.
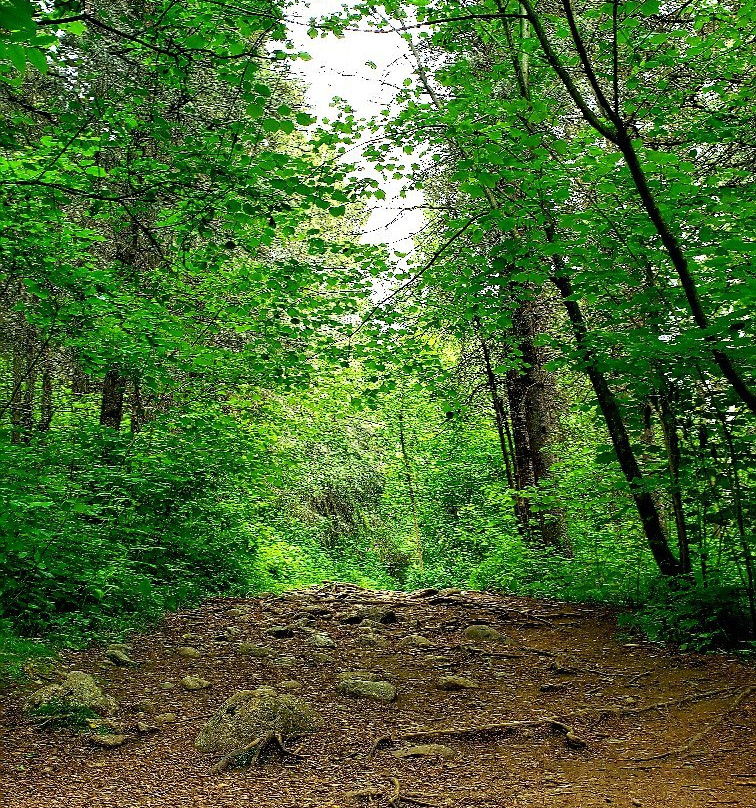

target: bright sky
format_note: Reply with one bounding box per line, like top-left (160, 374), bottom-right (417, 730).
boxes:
top-left (286, 0), bottom-right (426, 254)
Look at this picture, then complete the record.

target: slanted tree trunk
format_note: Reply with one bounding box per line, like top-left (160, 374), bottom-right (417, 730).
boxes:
top-left (550, 260), bottom-right (683, 576)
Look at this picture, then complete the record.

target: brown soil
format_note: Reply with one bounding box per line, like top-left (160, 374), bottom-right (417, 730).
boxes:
top-left (1, 584), bottom-right (755, 808)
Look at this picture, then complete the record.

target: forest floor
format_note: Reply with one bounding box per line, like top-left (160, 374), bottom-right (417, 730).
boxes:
top-left (1, 584), bottom-right (755, 808)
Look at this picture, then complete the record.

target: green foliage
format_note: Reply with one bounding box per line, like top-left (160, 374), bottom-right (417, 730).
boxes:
top-left (27, 699), bottom-right (99, 730)
top-left (0, 0), bottom-right (754, 661)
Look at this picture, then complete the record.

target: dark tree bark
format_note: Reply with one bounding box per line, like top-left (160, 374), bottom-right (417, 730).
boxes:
top-left (100, 368), bottom-right (126, 429)
top-left (550, 262), bottom-right (683, 576)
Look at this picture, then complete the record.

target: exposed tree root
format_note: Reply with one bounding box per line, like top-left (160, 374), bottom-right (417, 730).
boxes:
top-left (211, 731), bottom-right (303, 774)
top-left (370, 716), bottom-right (586, 757)
top-left (630, 686), bottom-right (755, 762)
top-left (387, 777), bottom-right (436, 807)
top-left (371, 685), bottom-right (752, 759)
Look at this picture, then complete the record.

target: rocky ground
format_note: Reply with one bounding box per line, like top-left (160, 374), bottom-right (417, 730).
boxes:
top-left (1, 584), bottom-right (755, 807)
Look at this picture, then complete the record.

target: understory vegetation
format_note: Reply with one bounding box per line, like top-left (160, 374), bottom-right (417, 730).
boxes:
top-left (1, 0), bottom-right (754, 661)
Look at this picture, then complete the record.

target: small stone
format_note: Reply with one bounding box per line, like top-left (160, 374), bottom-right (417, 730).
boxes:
top-left (278, 680), bottom-right (302, 691)
top-left (436, 676), bottom-right (478, 691)
top-left (309, 632), bottom-right (336, 648)
top-left (237, 642), bottom-right (273, 658)
top-left (160, 681), bottom-right (175, 691)
top-left (89, 734), bottom-right (127, 748)
top-left (355, 634), bottom-right (389, 649)
top-left (391, 744), bottom-right (457, 760)
top-left (177, 646), bottom-right (201, 659)
top-left (181, 675), bottom-right (211, 691)
top-left (105, 648), bottom-right (136, 666)
top-left (266, 625), bottom-right (295, 639)
top-left (237, 614), bottom-right (255, 624)
top-left (224, 626), bottom-right (242, 639)
top-left (268, 655), bottom-right (296, 667)
top-left (154, 713), bottom-right (177, 726)
top-left (539, 682), bottom-right (567, 692)
top-left (337, 679), bottom-right (396, 702)
top-left (462, 624), bottom-right (504, 642)
top-left (398, 634), bottom-right (433, 649)
top-left (133, 698), bottom-right (158, 714)
top-left (342, 608), bottom-right (397, 625)
top-left (226, 608), bottom-right (243, 617)
top-left (310, 652), bottom-right (334, 664)
top-left (136, 721), bottom-right (153, 733)
top-left (181, 633), bottom-right (202, 644)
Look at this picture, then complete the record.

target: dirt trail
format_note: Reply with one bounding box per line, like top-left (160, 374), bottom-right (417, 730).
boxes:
top-left (1, 584), bottom-right (755, 808)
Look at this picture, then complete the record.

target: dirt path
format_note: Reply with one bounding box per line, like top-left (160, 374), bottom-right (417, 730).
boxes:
top-left (2, 584), bottom-right (755, 807)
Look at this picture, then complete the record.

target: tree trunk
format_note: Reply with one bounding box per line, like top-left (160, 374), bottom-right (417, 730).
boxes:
top-left (100, 369), bottom-right (126, 429)
top-left (550, 264), bottom-right (683, 576)
top-left (398, 407), bottom-right (423, 567)
top-left (504, 292), bottom-right (567, 549)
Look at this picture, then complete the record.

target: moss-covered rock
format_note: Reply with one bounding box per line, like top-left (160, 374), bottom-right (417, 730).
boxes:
top-left (195, 687), bottom-right (318, 756)
top-left (462, 624), bottom-right (505, 642)
top-left (337, 679), bottom-right (396, 702)
top-left (436, 675), bottom-right (478, 691)
top-left (24, 671), bottom-right (117, 720)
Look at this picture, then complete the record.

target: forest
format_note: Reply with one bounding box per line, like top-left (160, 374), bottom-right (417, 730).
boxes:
top-left (1, 0), bottom-right (755, 668)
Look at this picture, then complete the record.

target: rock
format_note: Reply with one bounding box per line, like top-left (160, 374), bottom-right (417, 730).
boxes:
top-left (268, 654), bottom-right (296, 667)
top-left (310, 652), bottom-right (334, 664)
top-left (436, 676), bottom-right (478, 692)
top-left (181, 675), bottom-right (211, 691)
top-left (265, 625), bottom-right (295, 639)
top-left (24, 671), bottom-right (117, 717)
top-left (337, 679), bottom-right (396, 702)
top-left (177, 646), bottom-right (202, 659)
top-left (136, 721), bottom-right (153, 733)
top-left (237, 643), bottom-right (273, 658)
top-left (277, 680), bottom-right (302, 691)
top-left (462, 624), bottom-right (505, 642)
top-left (398, 634), bottom-right (433, 649)
top-left (237, 614), bottom-right (255, 624)
top-left (342, 608), bottom-right (397, 625)
top-left (551, 659), bottom-right (578, 675)
top-left (225, 626), bottom-right (242, 639)
top-left (154, 713), bottom-right (177, 726)
top-left (357, 619), bottom-right (385, 631)
top-left (226, 608), bottom-right (244, 617)
top-left (181, 633), bottom-right (202, 644)
top-left (335, 670), bottom-right (383, 682)
top-left (539, 682), bottom-right (567, 693)
top-left (391, 744), bottom-right (457, 760)
top-left (195, 688), bottom-right (319, 755)
top-left (133, 698), bottom-right (158, 715)
top-left (309, 632), bottom-right (335, 648)
top-left (160, 681), bottom-right (175, 691)
top-left (105, 647), bottom-right (136, 666)
top-left (355, 634), bottom-right (389, 649)
top-left (297, 605), bottom-right (332, 617)
top-left (88, 733), bottom-right (128, 748)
